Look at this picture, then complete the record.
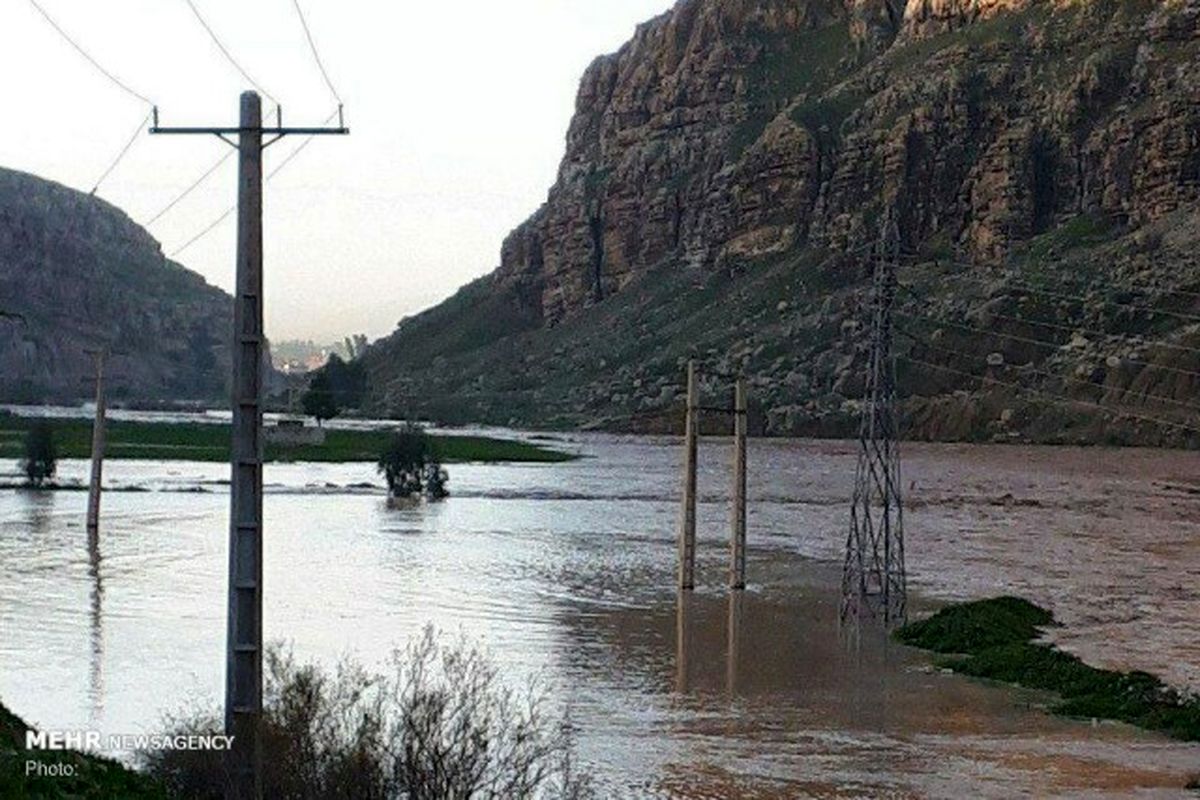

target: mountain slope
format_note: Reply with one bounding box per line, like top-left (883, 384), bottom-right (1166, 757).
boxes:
top-left (0, 167), bottom-right (232, 404)
top-left (363, 0), bottom-right (1200, 445)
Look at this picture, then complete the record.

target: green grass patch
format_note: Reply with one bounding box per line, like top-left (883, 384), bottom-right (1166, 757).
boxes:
top-left (1, 701), bottom-right (167, 798)
top-left (880, 4), bottom-right (1049, 74)
top-left (790, 89), bottom-right (865, 150)
top-left (897, 596), bottom-right (1200, 741)
top-left (730, 22), bottom-right (855, 159)
top-left (0, 417), bottom-right (573, 465)
top-left (1022, 212), bottom-right (1117, 262)
top-left (896, 595), bottom-right (1053, 654)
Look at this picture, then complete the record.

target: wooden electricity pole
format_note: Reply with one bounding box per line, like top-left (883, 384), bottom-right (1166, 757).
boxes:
top-left (678, 359), bottom-right (698, 590)
top-left (151, 92), bottom-right (347, 800)
top-left (85, 349), bottom-right (106, 536)
top-left (678, 365), bottom-right (751, 591)
top-left (730, 377), bottom-right (747, 589)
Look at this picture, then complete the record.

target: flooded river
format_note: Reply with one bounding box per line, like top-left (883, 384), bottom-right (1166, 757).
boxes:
top-left (1, 435), bottom-right (1199, 796)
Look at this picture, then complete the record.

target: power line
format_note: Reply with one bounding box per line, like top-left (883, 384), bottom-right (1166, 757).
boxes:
top-left (894, 307), bottom-right (1200, 383)
top-left (897, 280), bottom-right (1200, 358)
top-left (183, 0), bottom-right (278, 107)
top-left (169, 110), bottom-right (337, 258)
top-left (29, 0), bottom-right (157, 201)
top-left (290, 0), bottom-right (342, 105)
top-left (907, 261), bottom-right (1200, 325)
top-left (990, 309), bottom-right (1200, 357)
top-left (899, 355), bottom-right (1200, 436)
top-left (145, 148), bottom-right (235, 226)
top-left (90, 110), bottom-right (152, 195)
top-left (264, 117), bottom-right (331, 179)
top-left (29, 0), bottom-right (154, 106)
top-left (896, 327), bottom-right (1200, 416)
top-left (900, 250), bottom-right (1200, 303)
top-left (169, 206), bottom-right (234, 258)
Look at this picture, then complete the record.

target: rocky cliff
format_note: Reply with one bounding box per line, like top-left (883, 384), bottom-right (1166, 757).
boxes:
top-left (364, 0), bottom-right (1200, 445)
top-left (0, 168), bottom-right (232, 404)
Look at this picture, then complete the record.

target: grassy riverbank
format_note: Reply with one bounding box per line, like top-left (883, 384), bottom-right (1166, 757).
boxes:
top-left (1, 701), bottom-right (166, 798)
top-left (0, 414), bottom-right (573, 464)
top-left (897, 596), bottom-right (1200, 741)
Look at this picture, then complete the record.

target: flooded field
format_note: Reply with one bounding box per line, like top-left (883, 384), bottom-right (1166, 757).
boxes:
top-left (1, 435), bottom-right (1199, 796)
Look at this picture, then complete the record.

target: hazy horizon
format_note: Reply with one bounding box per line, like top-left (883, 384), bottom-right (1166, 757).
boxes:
top-left (2, 0), bottom-right (673, 342)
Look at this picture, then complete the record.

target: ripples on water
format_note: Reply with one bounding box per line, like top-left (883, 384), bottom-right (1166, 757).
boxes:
top-left (1, 434), bottom-right (1199, 796)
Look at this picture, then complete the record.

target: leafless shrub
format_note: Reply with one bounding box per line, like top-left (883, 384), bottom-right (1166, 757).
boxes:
top-left (142, 627), bottom-right (593, 799)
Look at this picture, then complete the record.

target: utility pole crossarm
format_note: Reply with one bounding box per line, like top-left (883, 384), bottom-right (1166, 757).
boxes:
top-left (150, 126), bottom-right (349, 136)
top-left (149, 105), bottom-right (349, 147)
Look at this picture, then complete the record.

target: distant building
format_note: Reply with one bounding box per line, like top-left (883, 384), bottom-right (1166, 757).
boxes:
top-left (265, 417), bottom-right (325, 446)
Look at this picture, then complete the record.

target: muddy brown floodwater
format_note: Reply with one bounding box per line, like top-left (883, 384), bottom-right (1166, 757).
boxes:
top-left (1, 434), bottom-right (1198, 796)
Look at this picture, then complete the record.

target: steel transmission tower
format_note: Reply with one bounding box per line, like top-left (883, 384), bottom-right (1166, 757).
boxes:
top-left (841, 211), bottom-right (907, 627)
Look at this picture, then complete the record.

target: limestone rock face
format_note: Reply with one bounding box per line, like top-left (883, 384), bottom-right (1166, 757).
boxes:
top-left (488, 0), bottom-right (1200, 327)
top-left (363, 0), bottom-right (1200, 444)
top-left (0, 168), bottom-right (233, 403)
top-left (899, 0), bottom-right (1031, 39)
top-left (499, 0), bottom-right (850, 325)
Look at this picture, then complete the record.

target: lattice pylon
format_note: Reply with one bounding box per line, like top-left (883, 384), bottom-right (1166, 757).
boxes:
top-left (841, 211), bottom-right (907, 628)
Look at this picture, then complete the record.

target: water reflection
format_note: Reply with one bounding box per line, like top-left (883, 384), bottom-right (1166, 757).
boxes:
top-left (725, 590), bottom-right (741, 699)
top-left (674, 593), bottom-right (691, 695)
top-left (22, 488), bottom-right (54, 538)
top-left (86, 524), bottom-right (103, 725)
top-left (573, 558), bottom-right (1200, 796)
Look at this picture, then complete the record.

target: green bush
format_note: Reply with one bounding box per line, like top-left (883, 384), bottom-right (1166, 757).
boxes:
top-left (894, 596), bottom-right (1053, 654)
top-left (21, 420), bottom-right (57, 486)
top-left (142, 632), bottom-right (592, 799)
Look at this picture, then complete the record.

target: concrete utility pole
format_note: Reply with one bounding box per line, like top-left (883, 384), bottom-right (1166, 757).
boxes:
top-left (151, 93), bottom-right (347, 800)
top-left (85, 349), bottom-right (106, 536)
top-left (729, 377), bottom-right (747, 590)
top-left (227, 93), bottom-right (265, 798)
top-left (678, 360), bottom-right (698, 591)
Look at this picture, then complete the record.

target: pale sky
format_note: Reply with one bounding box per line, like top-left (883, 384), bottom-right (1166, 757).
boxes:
top-left (1, 0), bottom-right (672, 342)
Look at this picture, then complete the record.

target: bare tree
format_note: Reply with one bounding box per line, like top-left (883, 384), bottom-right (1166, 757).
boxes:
top-left (142, 629), bottom-right (593, 799)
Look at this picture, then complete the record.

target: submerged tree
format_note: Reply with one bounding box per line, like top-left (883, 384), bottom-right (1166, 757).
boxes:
top-left (378, 424), bottom-right (429, 499)
top-left (377, 425), bottom-right (450, 501)
top-left (423, 459), bottom-right (449, 500)
top-left (21, 421), bottom-right (56, 487)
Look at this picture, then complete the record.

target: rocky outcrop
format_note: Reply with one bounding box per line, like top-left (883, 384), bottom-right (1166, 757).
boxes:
top-left (0, 168), bottom-right (233, 404)
top-left (488, 0), bottom-right (1200, 317)
top-left (363, 0), bottom-right (1200, 444)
